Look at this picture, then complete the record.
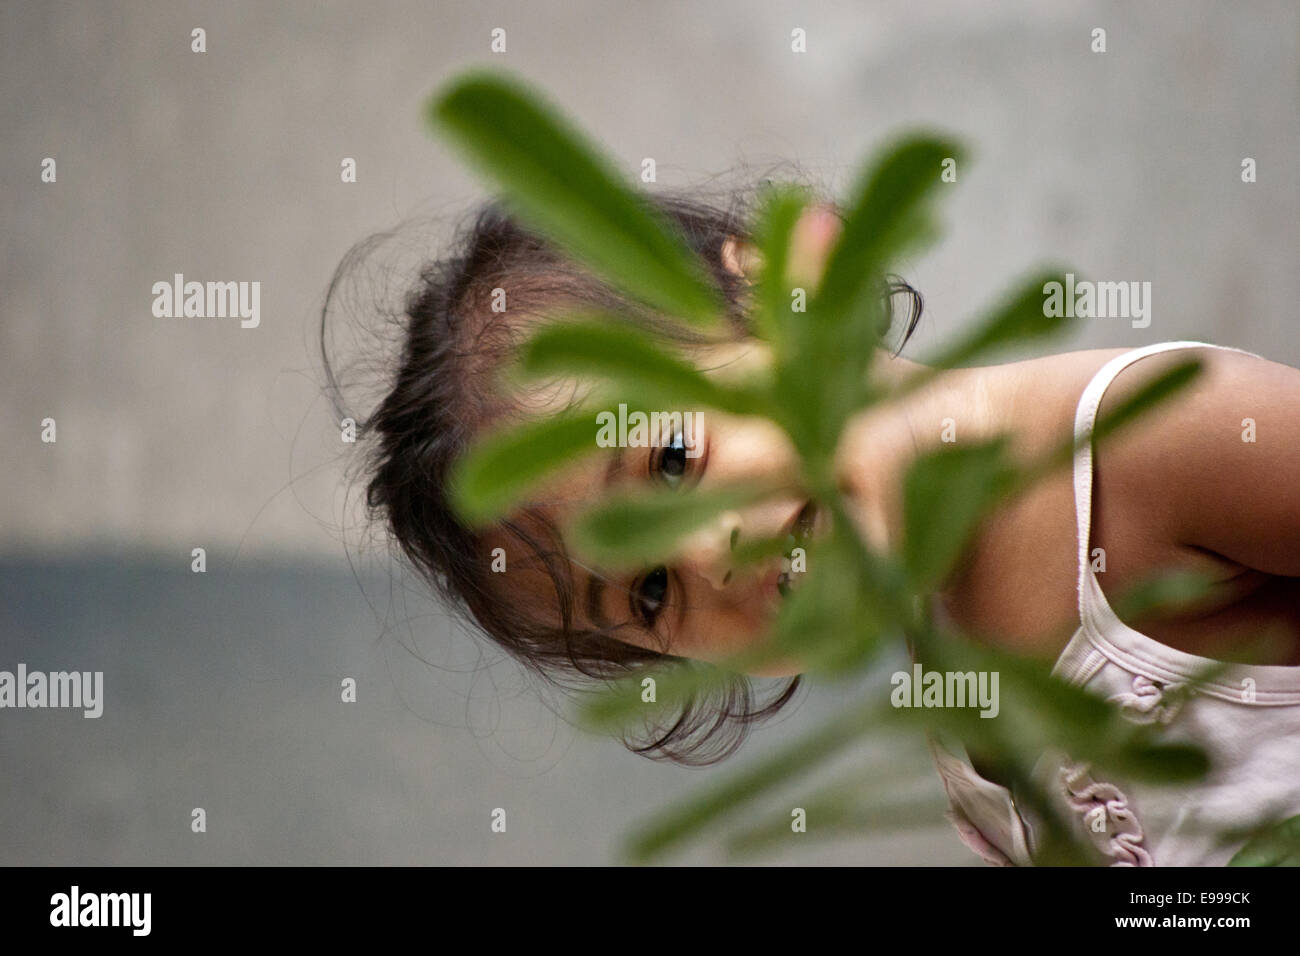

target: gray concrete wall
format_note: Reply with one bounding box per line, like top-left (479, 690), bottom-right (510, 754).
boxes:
top-left (0, 0), bottom-right (1295, 864)
top-left (2, 0), bottom-right (1295, 559)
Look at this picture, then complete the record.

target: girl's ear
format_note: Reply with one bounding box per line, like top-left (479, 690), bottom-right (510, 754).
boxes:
top-left (787, 204), bottom-right (842, 288)
top-left (721, 204), bottom-right (841, 286)
top-left (720, 235), bottom-right (761, 281)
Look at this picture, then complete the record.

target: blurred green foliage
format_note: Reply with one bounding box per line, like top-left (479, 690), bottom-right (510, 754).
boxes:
top-left (424, 70), bottom-right (1291, 866)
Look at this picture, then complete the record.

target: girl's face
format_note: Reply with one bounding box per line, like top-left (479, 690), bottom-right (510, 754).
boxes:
top-left (491, 339), bottom-right (827, 677)
top-left (492, 210), bottom-right (852, 676)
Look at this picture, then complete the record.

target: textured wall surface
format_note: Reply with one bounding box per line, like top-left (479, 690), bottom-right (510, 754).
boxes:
top-left (2, 0), bottom-right (1295, 558)
top-left (0, 0), bottom-right (1295, 864)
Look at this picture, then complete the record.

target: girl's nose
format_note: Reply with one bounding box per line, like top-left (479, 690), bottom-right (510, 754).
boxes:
top-left (684, 510), bottom-right (742, 591)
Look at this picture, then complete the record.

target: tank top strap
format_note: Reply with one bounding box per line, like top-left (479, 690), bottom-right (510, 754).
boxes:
top-left (1071, 341), bottom-right (1259, 622)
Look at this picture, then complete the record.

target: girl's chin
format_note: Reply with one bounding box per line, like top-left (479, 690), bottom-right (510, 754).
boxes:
top-left (742, 655), bottom-right (804, 678)
top-left (735, 620), bottom-right (806, 678)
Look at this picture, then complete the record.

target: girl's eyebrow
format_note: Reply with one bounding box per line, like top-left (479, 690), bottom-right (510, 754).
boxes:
top-left (573, 451), bottom-right (627, 632)
top-left (584, 571), bottom-right (611, 628)
top-left (583, 569), bottom-right (685, 638)
top-left (604, 446), bottom-right (627, 486)
top-left (584, 445), bottom-right (656, 631)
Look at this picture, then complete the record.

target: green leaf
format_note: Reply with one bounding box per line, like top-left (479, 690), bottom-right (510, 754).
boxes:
top-left (429, 71), bottom-right (722, 325)
top-left (724, 754), bottom-right (949, 858)
top-left (427, 72), bottom-right (1239, 866)
top-left (901, 438), bottom-right (1016, 588)
top-left (899, 631), bottom-right (1210, 786)
top-left (1104, 742), bottom-right (1210, 783)
top-left (761, 532), bottom-right (890, 675)
top-left (749, 183), bottom-right (813, 351)
top-left (791, 136), bottom-right (961, 447)
top-left (744, 187), bottom-right (835, 454)
top-left (516, 315), bottom-right (766, 416)
top-left (727, 533), bottom-right (792, 568)
top-left (1229, 814), bottom-right (1300, 866)
top-left (901, 633), bottom-right (1108, 741)
top-left (1107, 568), bottom-right (1216, 622)
top-left (816, 134), bottom-right (963, 317)
top-left (726, 795), bottom-right (954, 858)
top-left (923, 268), bottom-right (1075, 370)
top-left (568, 480), bottom-right (775, 570)
top-left (1026, 357), bottom-right (1204, 480)
top-left (624, 696), bottom-right (886, 862)
top-left (1090, 358), bottom-right (1203, 446)
top-left (577, 660), bottom-right (732, 733)
top-left (449, 408), bottom-right (602, 524)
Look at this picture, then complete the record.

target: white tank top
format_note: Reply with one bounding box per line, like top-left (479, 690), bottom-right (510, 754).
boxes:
top-left (931, 340), bottom-right (1300, 866)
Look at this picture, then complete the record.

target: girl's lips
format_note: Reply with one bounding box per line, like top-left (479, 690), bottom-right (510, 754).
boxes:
top-left (782, 498), bottom-right (818, 543)
top-left (777, 500), bottom-right (818, 599)
top-left (752, 500), bottom-right (822, 621)
top-left (763, 566), bottom-right (784, 615)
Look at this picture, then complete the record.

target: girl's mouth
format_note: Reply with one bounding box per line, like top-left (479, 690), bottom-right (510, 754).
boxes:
top-left (777, 500), bottom-right (817, 598)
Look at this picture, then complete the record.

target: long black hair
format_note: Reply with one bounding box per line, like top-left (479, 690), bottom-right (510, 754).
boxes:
top-left (321, 185), bottom-right (922, 764)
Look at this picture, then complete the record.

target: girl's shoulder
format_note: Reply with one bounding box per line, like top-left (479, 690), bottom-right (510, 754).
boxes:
top-left (1086, 344), bottom-right (1300, 576)
top-left (944, 344), bottom-right (1300, 660)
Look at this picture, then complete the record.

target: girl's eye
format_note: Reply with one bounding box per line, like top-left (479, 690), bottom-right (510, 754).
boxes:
top-left (652, 428), bottom-right (689, 488)
top-left (631, 566), bottom-right (670, 627)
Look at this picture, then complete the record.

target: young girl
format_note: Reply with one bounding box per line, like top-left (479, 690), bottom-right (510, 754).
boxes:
top-left (326, 192), bottom-right (1300, 866)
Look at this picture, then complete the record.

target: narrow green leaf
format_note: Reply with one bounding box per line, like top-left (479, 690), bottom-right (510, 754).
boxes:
top-left (516, 315), bottom-right (765, 416)
top-left (816, 134), bottom-right (963, 316)
top-left (750, 184), bottom-right (812, 350)
top-left (1026, 357), bottom-right (1204, 480)
top-left (724, 753), bottom-right (950, 858)
top-left (794, 137), bottom-right (960, 444)
top-left (578, 660), bottom-right (732, 732)
top-left (1228, 814), bottom-right (1300, 866)
top-left (449, 409), bottom-right (602, 525)
top-left (728, 533), bottom-right (791, 568)
top-left (901, 630), bottom-right (1210, 785)
top-left (1104, 742), bottom-right (1210, 783)
top-left (902, 438), bottom-right (1016, 588)
top-left (568, 480), bottom-right (775, 570)
top-left (1090, 358), bottom-right (1203, 445)
top-left (923, 269), bottom-right (1075, 370)
top-left (763, 534), bottom-right (889, 675)
top-left (726, 795), bottom-right (954, 858)
top-left (1107, 568), bottom-right (1217, 622)
top-left (625, 697), bottom-right (886, 862)
top-left (429, 72), bottom-right (722, 325)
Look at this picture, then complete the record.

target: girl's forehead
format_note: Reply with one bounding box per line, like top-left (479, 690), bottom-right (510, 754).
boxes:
top-left (541, 447), bottom-right (618, 509)
top-left (486, 442), bottom-right (622, 540)
top-left (478, 485), bottom-right (611, 630)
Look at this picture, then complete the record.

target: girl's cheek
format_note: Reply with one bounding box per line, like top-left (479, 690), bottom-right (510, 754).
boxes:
top-left (676, 605), bottom-right (770, 663)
